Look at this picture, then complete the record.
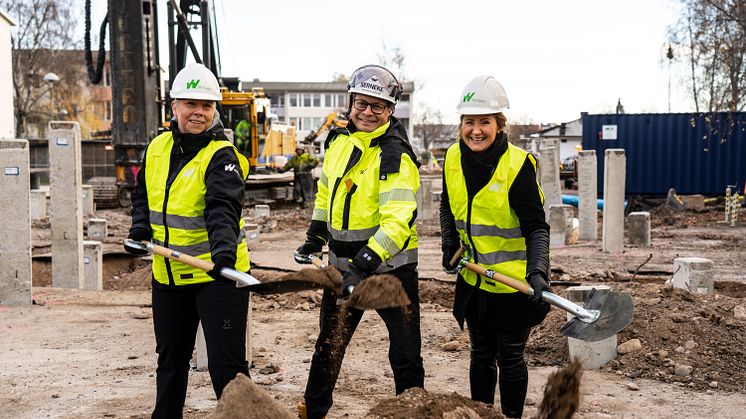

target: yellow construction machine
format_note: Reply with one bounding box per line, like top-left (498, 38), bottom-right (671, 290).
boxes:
top-left (303, 112), bottom-right (349, 144)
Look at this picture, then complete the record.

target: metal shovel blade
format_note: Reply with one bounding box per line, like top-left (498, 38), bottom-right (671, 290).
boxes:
top-left (559, 289), bottom-right (634, 342)
top-left (248, 279), bottom-right (325, 295)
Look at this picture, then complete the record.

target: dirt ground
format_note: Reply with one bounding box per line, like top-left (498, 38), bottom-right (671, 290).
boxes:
top-left (3, 201), bottom-right (746, 418)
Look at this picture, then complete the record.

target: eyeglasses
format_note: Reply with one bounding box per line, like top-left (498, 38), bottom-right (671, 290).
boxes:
top-left (352, 99), bottom-right (387, 115)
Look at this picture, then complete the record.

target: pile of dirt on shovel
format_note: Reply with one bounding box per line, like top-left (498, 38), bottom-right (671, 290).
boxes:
top-left (206, 373), bottom-right (294, 419)
top-left (347, 274), bottom-right (411, 309)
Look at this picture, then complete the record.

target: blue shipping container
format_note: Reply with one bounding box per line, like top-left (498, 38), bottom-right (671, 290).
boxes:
top-left (581, 112), bottom-right (746, 196)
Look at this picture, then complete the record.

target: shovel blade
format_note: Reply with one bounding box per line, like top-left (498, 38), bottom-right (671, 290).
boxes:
top-left (559, 290), bottom-right (634, 342)
top-left (248, 279), bottom-right (324, 295)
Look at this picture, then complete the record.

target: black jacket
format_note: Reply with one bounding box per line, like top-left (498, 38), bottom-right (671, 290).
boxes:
top-left (129, 118), bottom-right (246, 275)
top-left (440, 133), bottom-right (550, 329)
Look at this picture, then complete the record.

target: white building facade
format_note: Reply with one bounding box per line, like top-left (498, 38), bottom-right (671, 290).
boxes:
top-left (0, 9), bottom-right (16, 139)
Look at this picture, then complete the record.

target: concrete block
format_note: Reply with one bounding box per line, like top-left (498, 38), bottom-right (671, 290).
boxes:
top-left (81, 185), bottom-right (95, 216)
top-left (48, 121), bottom-right (84, 289)
top-left (255, 204), bottom-right (270, 218)
top-left (671, 257), bottom-right (714, 294)
top-left (577, 150), bottom-right (597, 241)
top-left (87, 218), bottom-right (108, 240)
top-left (602, 149), bottom-right (626, 253)
top-left (539, 139), bottom-right (562, 215)
top-left (627, 212), bottom-right (651, 246)
top-left (245, 223), bottom-right (260, 250)
top-left (30, 190), bottom-right (47, 220)
top-left (196, 301), bottom-right (253, 371)
top-left (548, 205), bottom-right (573, 247)
top-left (680, 194), bottom-right (705, 211)
top-left (83, 240), bottom-right (103, 291)
top-left (417, 179), bottom-right (433, 221)
top-left (566, 285), bottom-right (618, 369)
top-left (0, 139), bottom-right (32, 305)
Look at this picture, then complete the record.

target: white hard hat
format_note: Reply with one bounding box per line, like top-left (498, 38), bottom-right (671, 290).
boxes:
top-left (456, 75), bottom-right (509, 115)
top-left (170, 63), bottom-right (222, 101)
top-left (348, 64), bottom-right (402, 104)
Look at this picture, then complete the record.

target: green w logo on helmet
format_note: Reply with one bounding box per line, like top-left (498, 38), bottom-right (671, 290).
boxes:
top-left (186, 79), bottom-right (201, 89)
top-left (463, 91), bottom-right (476, 103)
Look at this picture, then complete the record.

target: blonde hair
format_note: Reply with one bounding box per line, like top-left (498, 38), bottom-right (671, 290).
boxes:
top-left (458, 112), bottom-right (509, 141)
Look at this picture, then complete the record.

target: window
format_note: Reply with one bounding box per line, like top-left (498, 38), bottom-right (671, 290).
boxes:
top-left (324, 94), bottom-right (332, 107)
top-left (271, 94), bottom-right (285, 107)
top-left (336, 94), bottom-right (347, 108)
top-left (312, 94), bottom-right (320, 107)
top-left (301, 94), bottom-right (310, 107)
top-left (290, 94), bottom-right (298, 107)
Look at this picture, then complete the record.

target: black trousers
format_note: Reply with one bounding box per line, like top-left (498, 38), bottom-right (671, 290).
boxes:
top-left (294, 172), bottom-right (315, 203)
top-left (466, 310), bottom-right (532, 418)
top-left (303, 268), bottom-right (424, 419)
top-left (151, 280), bottom-right (250, 419)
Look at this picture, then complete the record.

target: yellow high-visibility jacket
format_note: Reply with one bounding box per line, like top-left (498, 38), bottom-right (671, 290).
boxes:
top-left (145, 131), bottom-right (250, 285)
top-left (444, 142), bottom-right (543, 293)
top-left (312, 118), bottom-right (419, 272)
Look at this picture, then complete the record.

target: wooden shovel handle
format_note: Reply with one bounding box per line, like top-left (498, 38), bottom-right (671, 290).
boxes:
top-left (462, 261), bottom-right (531, 295)
top-left (150, 243), bottom-right (215, 273)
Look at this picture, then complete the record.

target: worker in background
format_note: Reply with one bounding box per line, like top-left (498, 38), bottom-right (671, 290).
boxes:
top-left (293, 64), bottom-right (424, 419)
top-left (234, 110), bottom-right (251, 157)
top-left (124, 62), bottom-right (252, 419)
top-left (440, 75), bottom-right (552, 418)
top-left (279, 146), bottom-right (320, 207)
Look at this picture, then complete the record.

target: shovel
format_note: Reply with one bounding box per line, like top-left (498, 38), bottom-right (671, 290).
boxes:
top-left (451, 248), bottom-right (633, 341)
top-left (248, 254), bottom-right (343, 295)
top-left (123, 239), bottom-right (260, 287)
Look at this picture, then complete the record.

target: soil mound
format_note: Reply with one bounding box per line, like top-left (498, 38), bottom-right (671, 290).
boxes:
top-left (364, 387), bottom-right (504, 419)
top-left (347, 274), bottom-right (411, 309)
top-left (206, 373), bottom-right (294, 419)
top-left (537, 359), bottom-right (582, 419)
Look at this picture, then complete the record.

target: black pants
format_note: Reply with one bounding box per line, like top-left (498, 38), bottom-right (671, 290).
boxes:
top-left (466, 310), bottom-right (531, 418)
top-left (151, 280), bottom-right (250, 419)
top-left (304, 268), bottom-right (424, 419)
top-left (294, 172), bottom-right (315, 204)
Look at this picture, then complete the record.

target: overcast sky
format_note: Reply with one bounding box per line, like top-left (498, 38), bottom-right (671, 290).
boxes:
top-left (89, 0), bottom-right (688, 125)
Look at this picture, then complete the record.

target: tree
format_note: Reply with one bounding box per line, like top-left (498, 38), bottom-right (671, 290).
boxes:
top-left (331, 72), bottom-right (348, 83)
top-left (413, 106), bottom-right (448, 165)
top-left (669, 0), bottom-right (746, 112)
top-left (1, 0), bottom-right (80, 138)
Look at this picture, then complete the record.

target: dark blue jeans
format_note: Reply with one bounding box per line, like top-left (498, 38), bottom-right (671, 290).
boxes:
top-left (151, 280), bottom-right (250, 419)
top-left (303, 267), bottom-right (424, 419)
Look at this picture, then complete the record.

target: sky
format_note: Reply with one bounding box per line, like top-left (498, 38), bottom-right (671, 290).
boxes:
top-left (88, 0), bottom-right (689, 125)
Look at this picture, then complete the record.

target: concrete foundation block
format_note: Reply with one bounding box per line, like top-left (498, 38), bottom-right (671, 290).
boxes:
top-left (417, 179), bottom-right (433, 221)
top-left (0, 139), bottom-right (32, 305)
top-left (602, 149), bottom-right (626, 253)
top-left (671, 257), bottom-right (714, 294)
top-left (254, 204), bottom-right (270, 218)
top-left (548, 205), bottom-right (573, 247)
top-left (83, 240), bottom-right (103, 291)
top-left (577, 150), bottom-right (598, 241)
top-left (627, 211), bottom-right (651, 246)
top-left (30, 190), bottom-right (47, 220)
top-left (87, 218), bottom-right (108, 240)
top-left (540, 139), bottom-right (562, 216)
top-left (566, 285), bottom-right (618, 369)
top-left (81, 185), bottom-right (95, 216)
top-left (245, 223), bottom-right (260, 250)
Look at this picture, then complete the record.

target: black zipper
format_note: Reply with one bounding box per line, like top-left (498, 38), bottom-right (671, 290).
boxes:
top-left (342, 183), bottom-right (358, 230)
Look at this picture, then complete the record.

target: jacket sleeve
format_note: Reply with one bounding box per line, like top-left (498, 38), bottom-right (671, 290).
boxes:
top-left (509, 155), bottom-right (550, 280)
top-left (128, 147), bottom-right (152, 239)
top-left (204, 147), bottom-right (246, 267)
top-left (366, 153), bottom-right (419, 261)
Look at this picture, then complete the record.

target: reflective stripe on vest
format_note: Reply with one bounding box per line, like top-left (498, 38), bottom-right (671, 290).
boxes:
top-left (444, 142), bottom-right (540, 293)
top-left (145, 131), bottom-right (251, 285)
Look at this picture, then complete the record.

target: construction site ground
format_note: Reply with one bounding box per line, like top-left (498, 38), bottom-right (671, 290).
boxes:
top-left (4, 201), bottom-right (746, 418)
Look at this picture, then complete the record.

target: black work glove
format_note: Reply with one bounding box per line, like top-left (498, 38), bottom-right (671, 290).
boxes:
top-left (207, 257), bottom-right (235, 282)
top-left (124, 228), bottom-right (151, 256)
top-left (339, 246), bottom-right (382, 297)
top-left (441, 241), bottom-right (461, 274)
top-left (526, 272), bottom-right (552, 304)
top-left (294, 237), bottom-right (324, 264)
top-left (340, 266), bottom-right (364, 297)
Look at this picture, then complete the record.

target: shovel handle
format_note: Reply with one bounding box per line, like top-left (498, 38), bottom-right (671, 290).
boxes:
top-left (149, 243), bottom-right (215, 272)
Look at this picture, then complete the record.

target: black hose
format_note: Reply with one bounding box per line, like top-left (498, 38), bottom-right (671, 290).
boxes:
top-left (85, 0), bottom-right (108, 84)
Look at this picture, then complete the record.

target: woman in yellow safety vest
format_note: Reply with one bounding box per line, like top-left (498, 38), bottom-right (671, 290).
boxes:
top-left (124, 63), bottom-right (251, 419)
top-left (293, 64), bottom-right (424, 419)
top-left (440, 75), bottom-right (552, 419)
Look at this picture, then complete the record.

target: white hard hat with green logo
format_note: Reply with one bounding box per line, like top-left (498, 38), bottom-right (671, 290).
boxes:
top-left (457, 75), bottom-right (509, 115)
top-left (170, 62), bottom-right (222, 101)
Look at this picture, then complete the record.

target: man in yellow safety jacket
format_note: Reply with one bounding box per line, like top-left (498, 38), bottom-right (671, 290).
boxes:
top-left (124, 63), bottom-right (251, 419)
top-left (279, 146), bottom-right (320, 206)
top-left (294, 64), bottom-right (424, 419)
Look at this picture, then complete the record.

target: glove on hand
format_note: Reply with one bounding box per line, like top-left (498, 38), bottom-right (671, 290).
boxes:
top-left (526, 272), bottom-right (552, 304)
top-left (294, 238), bottom-right (324, 264)
top-left (207, 258), bottom-right (235, 282)
top-left (340, 267), bottom-right (364, 297)
top-left (441, 241), bottom-right (461, 274)
top-left (124, 228), bottom-right (151, 256)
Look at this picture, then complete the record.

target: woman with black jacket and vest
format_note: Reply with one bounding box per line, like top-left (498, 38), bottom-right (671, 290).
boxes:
top-left (440, 75), bottom-right (552, 419)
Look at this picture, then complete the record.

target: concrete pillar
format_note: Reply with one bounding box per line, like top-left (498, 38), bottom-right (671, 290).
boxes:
top-left (566, 285), bottom-right (617, 369)
top-left (627, 212), bottom-right (651, 246)
top-left (548, 204), bottom-right (573, 248)
top-left (87, 218), bottom-right (108, 240)
top-left (30, 189), bottom-right (47, 220)
top-left (244, 223), bottom-right (260, 250)
top-left (577, 150), bottom-right (597, 241)
top-left (417, 178), bottom-right (433, 221)
top-left (671, 257), bottom-right (714, 294)
top-left (0, 139), bottom-right (32, 305)
top-left (602, 149), bottom-right (626, 253)
top-left (254, 204), bottom-right (270, 218)
top-left (81, 185), bottom-right (95, 216)
top-left (49, 121), bottom-right (84, 289)
top-left (539, 139), bottom-right (562, 216)
top-left (196, 301), bottom-right (253, 371)
top-left (82, 240), bottom-right (103, 291)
